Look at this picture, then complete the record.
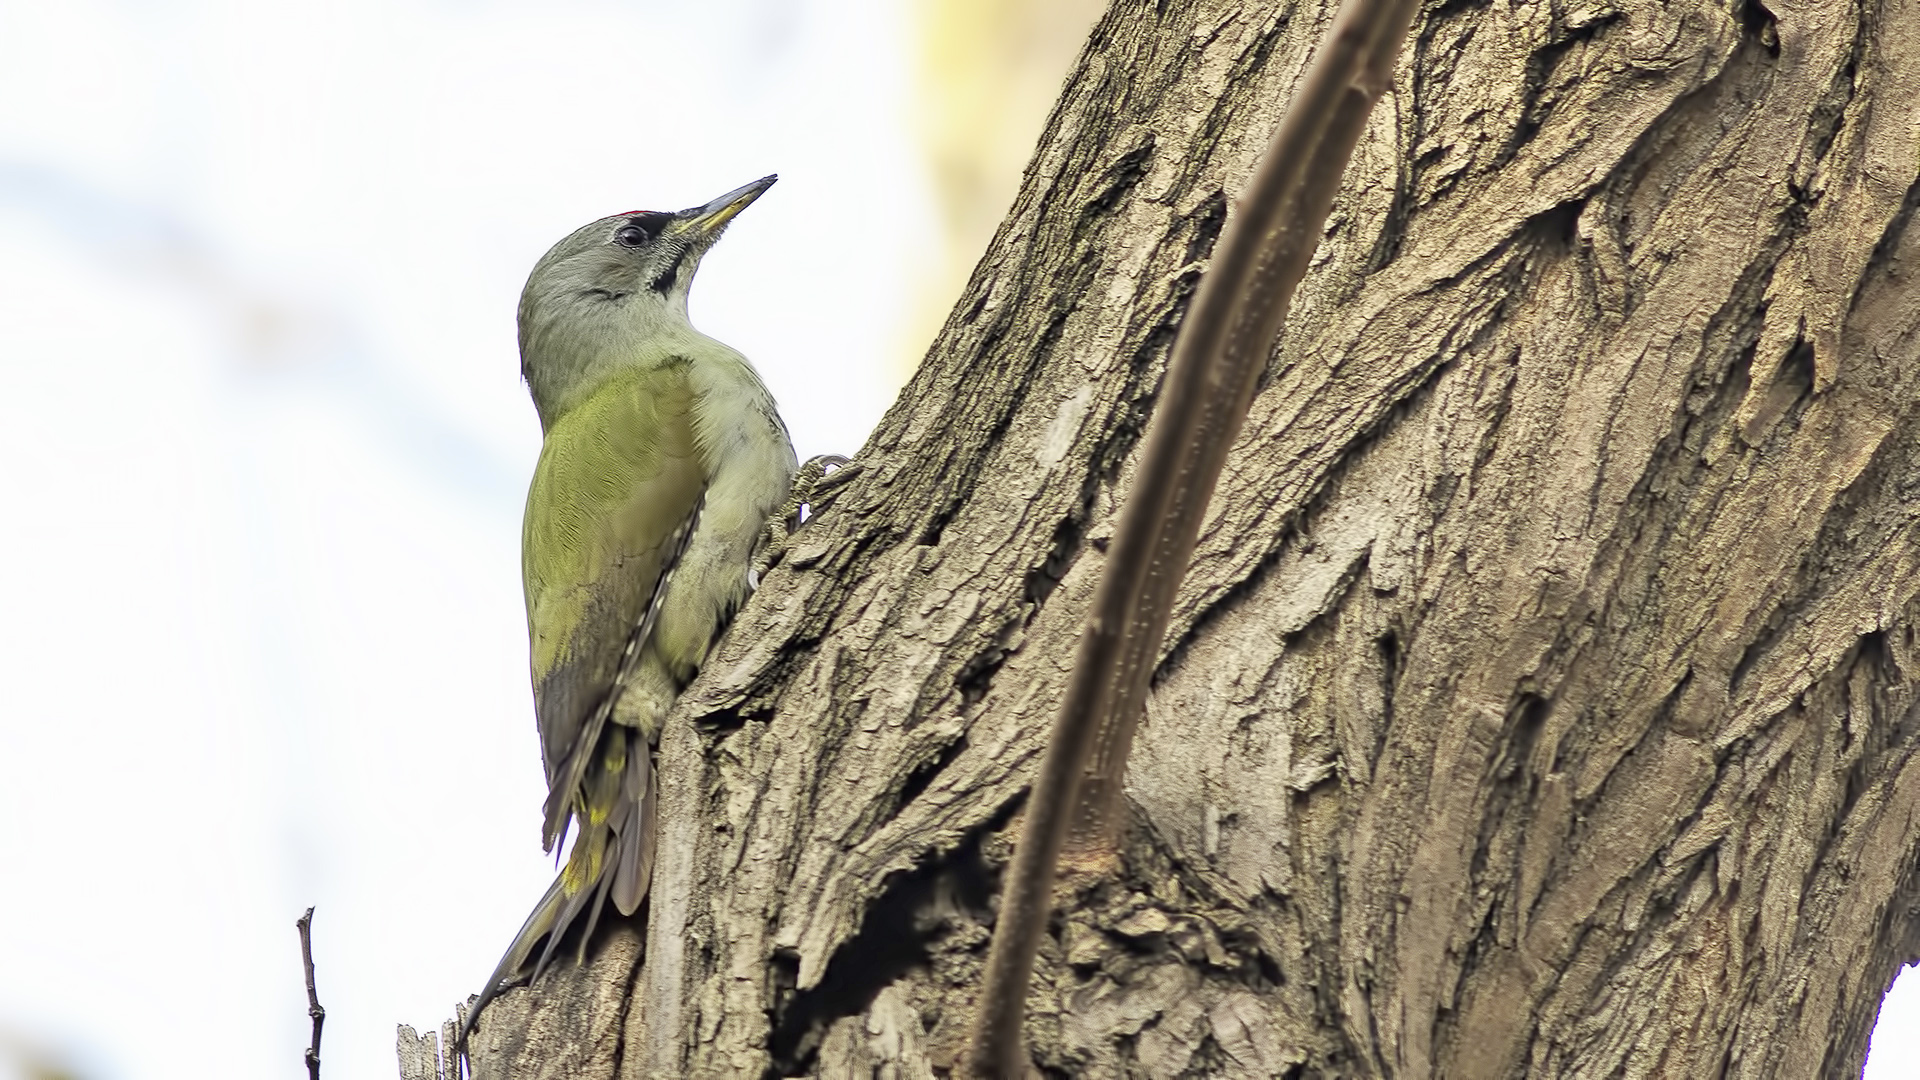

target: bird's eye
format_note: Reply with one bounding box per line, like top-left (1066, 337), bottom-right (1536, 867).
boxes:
top-left (614, 225), bottom-right (649, 247)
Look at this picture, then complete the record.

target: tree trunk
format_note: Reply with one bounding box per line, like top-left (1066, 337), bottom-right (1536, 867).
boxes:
top-left (450, 0), bottom-right (1920, 1074)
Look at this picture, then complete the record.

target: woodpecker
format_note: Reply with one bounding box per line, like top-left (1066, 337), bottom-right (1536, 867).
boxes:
top-left (467, 177), bottom-right (797, 1035)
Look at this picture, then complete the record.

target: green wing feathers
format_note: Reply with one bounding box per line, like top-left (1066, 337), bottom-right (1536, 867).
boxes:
top-left (523, 363), bottom-right (705, 785)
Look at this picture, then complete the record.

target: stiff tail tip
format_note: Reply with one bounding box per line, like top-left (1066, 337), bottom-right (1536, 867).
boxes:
top-left (459, 741), bottom-right (658, 1057)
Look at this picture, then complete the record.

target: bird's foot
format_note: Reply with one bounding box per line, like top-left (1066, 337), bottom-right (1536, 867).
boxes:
top-left (751, 455), bottom-right (857, 586)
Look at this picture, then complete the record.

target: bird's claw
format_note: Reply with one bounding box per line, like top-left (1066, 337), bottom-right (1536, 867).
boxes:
top-left (752, 455), bottom-right (857, 584)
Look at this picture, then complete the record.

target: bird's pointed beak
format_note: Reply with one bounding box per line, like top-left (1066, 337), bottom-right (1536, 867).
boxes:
top-left (676, 175), bottom-right (777, 239)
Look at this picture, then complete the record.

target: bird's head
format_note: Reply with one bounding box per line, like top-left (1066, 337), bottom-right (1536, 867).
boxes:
top-left (518, 175), bottom-right (776, 424)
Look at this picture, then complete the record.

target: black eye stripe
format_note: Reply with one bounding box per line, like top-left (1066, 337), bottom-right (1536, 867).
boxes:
top-left (614, 211), bottom-right (675, 247)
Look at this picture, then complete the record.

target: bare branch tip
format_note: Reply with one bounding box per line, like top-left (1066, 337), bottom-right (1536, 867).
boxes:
top-left (296, 905), bottom-right (325, 1080)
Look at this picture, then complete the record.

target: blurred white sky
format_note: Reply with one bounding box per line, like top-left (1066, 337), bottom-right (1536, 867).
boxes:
top-left (0, 2), bottom-right (1912, 1079)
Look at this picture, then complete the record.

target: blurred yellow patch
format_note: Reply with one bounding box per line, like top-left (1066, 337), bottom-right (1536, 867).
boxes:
top-left (905, 0), bottom-right (1105, 368)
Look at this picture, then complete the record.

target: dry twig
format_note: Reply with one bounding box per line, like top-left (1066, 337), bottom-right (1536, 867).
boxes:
top-left (296, 907), bottom-right (326, 1080)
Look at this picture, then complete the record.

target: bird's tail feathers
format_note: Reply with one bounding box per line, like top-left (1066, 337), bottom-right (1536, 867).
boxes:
top-left (535, 832), bottom-right (614, 976)
top-left (464, 727), bottom-right (659, 1049)
top-left (612, 732), bottom-right (656, 915)
top-left (459, 874), bottom-right (565, 1051)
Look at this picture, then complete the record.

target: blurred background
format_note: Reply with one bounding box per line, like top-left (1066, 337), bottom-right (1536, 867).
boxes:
top-left (0, 2), bottom-right (1910, 1078)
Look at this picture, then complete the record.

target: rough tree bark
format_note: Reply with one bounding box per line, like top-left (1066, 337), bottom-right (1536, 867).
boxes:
top-left (441, 0), bottom-right (1920, 1074)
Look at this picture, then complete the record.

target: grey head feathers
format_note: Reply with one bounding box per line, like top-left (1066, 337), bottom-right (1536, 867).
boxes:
top-left (517, 175), bottom-right (776, 428)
